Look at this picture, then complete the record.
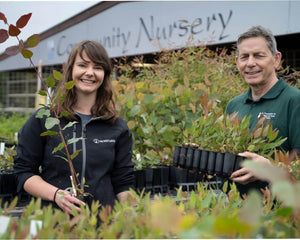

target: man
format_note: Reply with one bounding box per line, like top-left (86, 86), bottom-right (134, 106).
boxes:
top-left (225, 25), bottom-right (300, 195)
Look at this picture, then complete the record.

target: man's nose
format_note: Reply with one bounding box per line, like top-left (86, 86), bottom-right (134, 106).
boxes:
top-left (246, 55), bottom-right (256, 66)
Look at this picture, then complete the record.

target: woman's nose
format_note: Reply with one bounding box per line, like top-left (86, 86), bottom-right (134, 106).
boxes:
top-left (85, 66), bottom-right (94, 76)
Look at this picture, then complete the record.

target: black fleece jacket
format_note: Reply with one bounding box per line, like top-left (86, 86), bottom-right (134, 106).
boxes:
top-left (14, 108), bottom-right (134, 207)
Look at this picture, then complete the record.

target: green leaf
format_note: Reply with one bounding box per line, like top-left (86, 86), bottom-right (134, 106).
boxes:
top-left (36, 108), bottom-right (50, 118)
top-left (275, 207), bottom-right (293, 217)
top-left (65, 80), bottom-right (75, 89)
top-left (62, 121), bottom-right (78, 130)
top-left (157, 125), bottom-right (169, 135)
top-left (52, 142), bottom-right (64, 153)
top-left (53, 70), bottom-right (63, 80)
top-left (21, 48), bottom-right (33, 59)
top-left (71, 149), bottom-right (82, 160)
top-left (67, 137), bottom-right (83, 145)
top-left (45, 117), bottom-right (60, 129)
top-left (27, 34), bottom-right (39, 48)
top-left (46, 75), bottom-right (56, 88)
top-left (40, 131), bottom-right (58, 136)
top-left (38, 90), bottom-right (47, 96)
top-left (271, 181), bottom-right (300, 209)
top-left (59, 111), bottom-right (70, 118)
top-left (238, 191), bottom-right (262, 225)
top-left (130, 105), bottom-right (140, 117)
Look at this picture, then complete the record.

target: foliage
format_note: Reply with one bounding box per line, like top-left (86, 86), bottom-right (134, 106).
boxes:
top-left (0, 12), bottom-right (82, 196)
top-left (1, 158), bottom-right (299, 239)
top-left (186, 110), bottom-right (286, 159)
top-left (0, 145), bottom-right (16, 171)
top-left (114, 47), bottom-right (247, 168)
top-left (0, 113), bottom-right (30, 144)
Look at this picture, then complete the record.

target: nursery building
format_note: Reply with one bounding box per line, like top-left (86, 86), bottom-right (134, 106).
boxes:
top-left (0, 1), bottom-right (300, 112)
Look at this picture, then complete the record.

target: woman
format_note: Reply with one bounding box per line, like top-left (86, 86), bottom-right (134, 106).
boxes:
top-left (14, 40), bottom-right (135, 215)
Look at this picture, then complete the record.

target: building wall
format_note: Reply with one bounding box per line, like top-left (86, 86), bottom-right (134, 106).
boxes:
top-left (0, 1), bottom-right (300, 111)
top-left (1, 1), bottom-right (300, 71)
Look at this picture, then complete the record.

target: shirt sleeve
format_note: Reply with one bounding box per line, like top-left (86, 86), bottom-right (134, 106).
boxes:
top-left (111, 120), bottom-right (135, 194)
top-left (13, 111), bottom-right (45, 192)
top-left (288, 92), bottom-right (300, 154)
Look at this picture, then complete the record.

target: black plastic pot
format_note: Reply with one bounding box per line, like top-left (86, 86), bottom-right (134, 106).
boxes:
top-left (199, 150), bottom-right (208, 173)
top-left (144, 168), bottom-right (153, 190)
top-left (215, 152), bottom-right (224, 176)
top-left (152, 166), bottom-right (169, 186)
top-left (192, 149), bottom-right (201, 171)
top-left (173, 146), bottom-right (181, 167)
top-left (152, 166), bottom-right (170, 194)
top-left (178, 145), bottom-right (188, 168)
top-left (0, 171), bottom-right (17, 195)
top-left (134, 169), bottom-right (145, 192)
top-left (207, 151), bottom-right (216, 175)
top-left (234, 155), bottom-right (246, 172)
top-left (0, 171), bottom-right (17, 206)
top-left (223, 152), bottom-right (237, 178)
top-left (185, 146), bottom-right (196, 169)
top-left (169, 166), bottom-right (188, 184)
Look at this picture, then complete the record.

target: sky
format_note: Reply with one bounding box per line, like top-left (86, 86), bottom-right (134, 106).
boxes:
top-left (0, 1), bottom-right (98, 53)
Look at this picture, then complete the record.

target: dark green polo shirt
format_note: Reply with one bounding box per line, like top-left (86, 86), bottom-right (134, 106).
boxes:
top-left (226, 78), bottom-right (300, 153)
top-left (225, 78), bottom-right (300, 196)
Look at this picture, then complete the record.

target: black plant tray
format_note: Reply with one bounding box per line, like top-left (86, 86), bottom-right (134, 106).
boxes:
top-left (172, 145), bottom-right (246, 179)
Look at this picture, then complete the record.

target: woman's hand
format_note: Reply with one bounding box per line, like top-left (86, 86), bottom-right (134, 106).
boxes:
top-left (230, 151), bottom-right (271, 185)
top-left (54, 190), bottom-right (85, 215)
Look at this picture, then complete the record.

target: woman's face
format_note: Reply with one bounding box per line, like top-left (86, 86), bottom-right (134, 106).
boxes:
top-left (72, 50), bottom-right (105, 96)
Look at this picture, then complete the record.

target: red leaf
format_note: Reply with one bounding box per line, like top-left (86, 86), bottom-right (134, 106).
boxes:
top-left (0, 12), bottom-right (7, 24)
top-left (5, 45), bottom-right (20, 56)
top-left (8, 24), bottom-right (21, 36)
top-left (16, 13), bottom-right (32, 28)
top-left (21, 48), bottom-right (33, 58)
top-left (27, 34), bottom-right (39, 48)
top-left (0, 29), bottom-right (9, 43)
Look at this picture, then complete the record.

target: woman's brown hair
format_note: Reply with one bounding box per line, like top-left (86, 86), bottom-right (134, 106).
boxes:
top-left (53, 40), bottom-right (119, 123)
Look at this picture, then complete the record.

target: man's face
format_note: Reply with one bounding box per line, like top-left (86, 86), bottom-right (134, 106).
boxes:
top-left (236, 36), bottom-right (281, 88)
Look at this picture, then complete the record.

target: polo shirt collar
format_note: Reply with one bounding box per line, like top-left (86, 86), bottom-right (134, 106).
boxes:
top-left (245, 77), bottom-right (287, 103)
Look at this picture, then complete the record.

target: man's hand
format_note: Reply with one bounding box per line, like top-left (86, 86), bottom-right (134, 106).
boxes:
top-left (230, 151), bottom-right (271, 185)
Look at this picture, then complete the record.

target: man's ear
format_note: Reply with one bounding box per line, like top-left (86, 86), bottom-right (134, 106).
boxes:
top-left (274, 51), bottom-right (282, 70)
top-left (235, 55), bottom-right (240, 71)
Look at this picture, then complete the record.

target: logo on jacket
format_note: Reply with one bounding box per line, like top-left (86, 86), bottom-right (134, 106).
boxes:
top-left (93, 139), bottom-right (116, 144)
top-left (257, 112), bottom-right (276, 120)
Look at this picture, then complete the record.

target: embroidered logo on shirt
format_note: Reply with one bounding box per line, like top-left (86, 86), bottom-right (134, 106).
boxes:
top-left (257, 112), bottom-right (276, 120)
top-left (93, 139), bottom-right (116, 144)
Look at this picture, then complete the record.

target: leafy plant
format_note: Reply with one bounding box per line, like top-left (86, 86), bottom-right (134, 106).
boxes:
top-left (0, 113), bottom-right (30, 144)
top-left (2, 163), bottom-right (299, 239)
top-left (0, 145), bottom-right (16, 171)
top-left (0, 12), bottom-right (82, 196)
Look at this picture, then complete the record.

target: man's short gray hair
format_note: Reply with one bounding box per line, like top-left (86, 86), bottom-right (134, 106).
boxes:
top-left (237, 25), bottom-right (278, 55)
